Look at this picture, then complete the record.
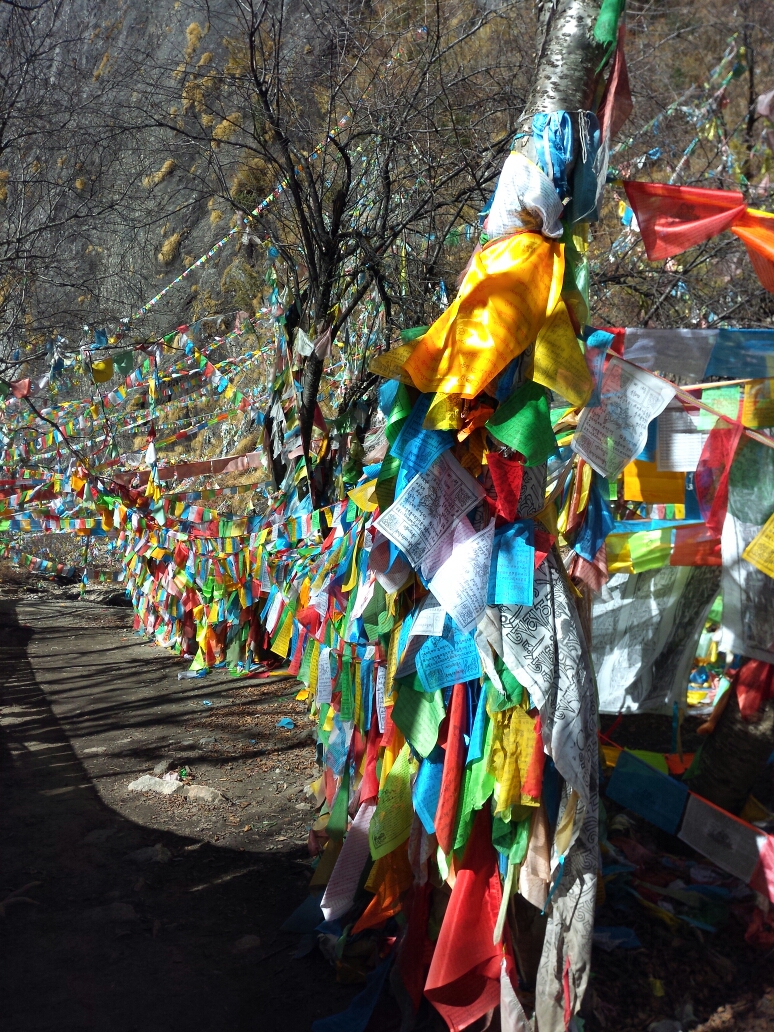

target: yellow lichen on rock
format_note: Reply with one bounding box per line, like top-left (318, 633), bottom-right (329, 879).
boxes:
top-left (142, 160), bottom-right (176, 190)
top-left (158, 231), bottom-right (181, 265)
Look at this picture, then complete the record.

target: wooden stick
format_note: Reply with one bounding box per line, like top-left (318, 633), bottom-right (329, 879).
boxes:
top-left (609, 352), bottom-right (774, 452)
top-left (680, 376), bottom-right (774, 391)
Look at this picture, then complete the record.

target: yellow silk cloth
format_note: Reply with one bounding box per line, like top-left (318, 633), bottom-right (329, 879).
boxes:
top-left (393, 233), bottom-right (590, 404)
top-left (488, 704), bottom-right (540, 817)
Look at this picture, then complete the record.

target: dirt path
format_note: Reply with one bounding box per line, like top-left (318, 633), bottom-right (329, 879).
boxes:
top-left (3, 596), bottom-right (773, 1032)
top-left (0, 598), bottom-right (356, 1032)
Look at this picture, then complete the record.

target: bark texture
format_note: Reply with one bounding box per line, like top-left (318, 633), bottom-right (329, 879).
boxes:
top-left (527, 0), bottom-right (608, 115)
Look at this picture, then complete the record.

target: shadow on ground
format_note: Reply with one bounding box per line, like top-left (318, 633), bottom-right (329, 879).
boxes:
top-left (0, 600), bottom-right (358, 1032)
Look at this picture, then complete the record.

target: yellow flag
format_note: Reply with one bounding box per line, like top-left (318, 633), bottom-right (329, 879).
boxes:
top-left (347, 479), bottom-right (378, 512)
top-left (606, 534), bottom-right (634, 574)
top-left (533, 300), bottom-right (592, 407)
top-left (383, 622), bottom-right (402, 706)
top-left (402, 233), bottom-right (565, 397)
top-left (341, 530), bottom-right (363, 592)
top-left (623, 460), bottom-right (685, 504)
top-left (488, 705), bottom-right (540, 817)
top-left (272, 610), bottom-right (293, 659)
top-left (308, 639), bottom-right (320, 694)
top-left (424, 393), bottom-right (463, 430)
top-left (743, 511), bottom-right (774, 578)
top-left (742, 379), bottom-right (774, 429)
top-left (369, 343), bottom-right (418, 384)
top-left (91, 358), bottom-right (114, 383)
top-left (370, 743), bottom-right (415, 859)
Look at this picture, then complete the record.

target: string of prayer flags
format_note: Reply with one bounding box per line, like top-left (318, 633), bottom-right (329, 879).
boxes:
top-left (12, 28), bottom-right (774, 1031)
top-left (624, 180), bottom-right (774, 290)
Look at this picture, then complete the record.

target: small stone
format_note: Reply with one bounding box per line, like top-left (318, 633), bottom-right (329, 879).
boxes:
top-left (83, 747), bottom-right (107, 756)
top-left (232, 934), bottom-right (261, 954)
top-left (198, 736), bottom-right (217, 747)
top-left (83, 901), bottom-right (138, 924)
top-left (294, 802), bottom-right (310, 810)
top-left (127, 843), bottom-right (172, 864)
top-left (127, 775), bottom-right (182, 796)
top-left (153, 759), bottom-right (175, 777)
top-left (181, 784), bottom-right (225, 805)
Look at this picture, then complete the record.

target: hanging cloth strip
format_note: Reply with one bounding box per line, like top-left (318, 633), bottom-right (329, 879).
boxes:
top-left (624, 181), bottom-right (774, 291)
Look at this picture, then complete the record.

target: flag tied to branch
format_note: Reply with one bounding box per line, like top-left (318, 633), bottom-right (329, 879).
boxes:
top-left (624, 181), bottom-right (774, 291)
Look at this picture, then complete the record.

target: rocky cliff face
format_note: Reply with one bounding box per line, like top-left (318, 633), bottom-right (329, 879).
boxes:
top-left (0, 0), bottom-right (270, 360)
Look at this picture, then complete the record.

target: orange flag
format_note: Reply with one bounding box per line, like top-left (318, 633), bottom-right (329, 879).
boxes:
top-left (351, 840), bottom-right (413, 934)
top-left (670, 524), bottom-right (721, 567)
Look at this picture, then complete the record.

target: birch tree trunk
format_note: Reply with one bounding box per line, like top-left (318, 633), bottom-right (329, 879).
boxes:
top-left (513, 5), bottom-right (608, 1030)
top-left (526, 0), bottom-right (609, 117)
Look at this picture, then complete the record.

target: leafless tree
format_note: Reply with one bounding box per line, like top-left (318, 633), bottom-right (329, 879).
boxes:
top-left (0, 0), bottom-right (163, 392)
top-left (125, 0), bottom-right (537, 488)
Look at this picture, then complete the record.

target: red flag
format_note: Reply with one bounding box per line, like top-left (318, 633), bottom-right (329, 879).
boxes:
top-left (359, 715), bottom-right (382, 805)
top-left (486, 451), bottom-right (523, 522)
top-left (598, 25), bottom-right (633, 142)
top-left (434, 682), bottom-right (467, 856)
top-left (694, 419), bottom-right (744, 537)
top-left (521, 714), bottom-right (546, 800)
top-left (398, 881), bottom-right (433, 1010)
top-left (313, 403), bottom-right (329, 435)
top-left (735, 658), bottom-right (774, 721)
top-left (567, 543), bottom-right (609, 592)
top-left (533, 528), bottom-right (554, 569)
top-left (295, 605), bottom-right (321, 636)
top-left (424, 808), bottom-right (503, 1031)
top-left (624, 181), bottom-right (774, 291)
top-left (287, 630), bottom-right (306, 676)
top-left (624, 181), bottom-right (746, 261)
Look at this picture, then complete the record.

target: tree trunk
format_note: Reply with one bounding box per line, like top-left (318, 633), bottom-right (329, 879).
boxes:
top-left (505, 1), bottom-right (608, 1024)
top-left (687, 687), bottom-right (774, 815)
top-left (299, 350), bottom-right (324, 463)
top-left (526, 0), bottom-right (609, 116)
